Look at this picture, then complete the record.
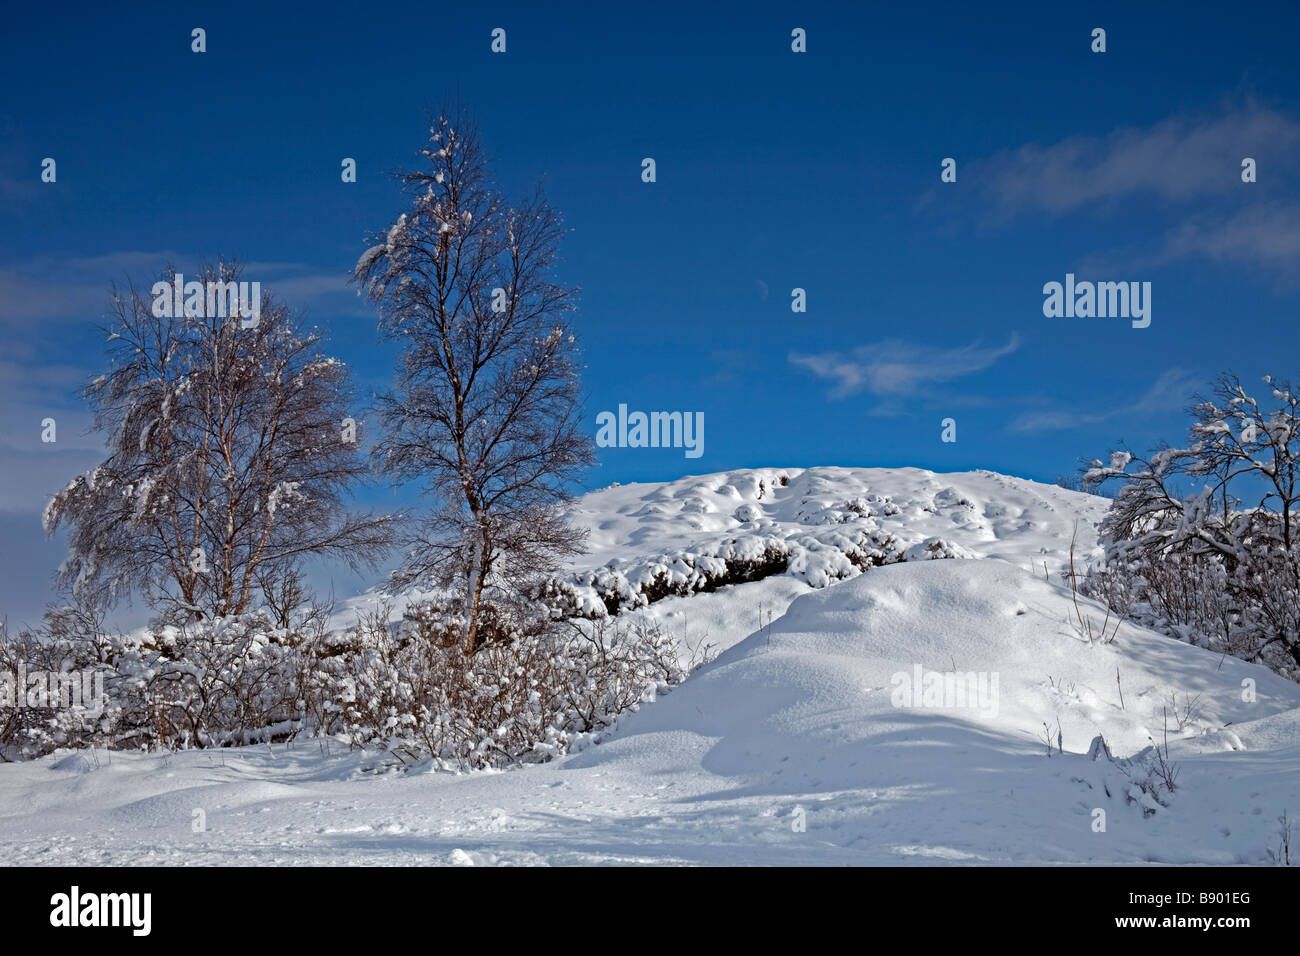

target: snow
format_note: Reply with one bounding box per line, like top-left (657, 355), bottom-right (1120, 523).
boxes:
top-left (266, 481), bottom-right (306, 517)
top-left (333, 466), bottom-right (1111, 645)
top-left (4, 466), bottom-right (1299, 865)
top-left (571, 466), bottom-right (1104, 574)
top-left (355, 244), bottom-right (385, 279)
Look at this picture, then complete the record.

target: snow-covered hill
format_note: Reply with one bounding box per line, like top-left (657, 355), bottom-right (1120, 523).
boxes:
top-left (3, 467), bottom-right (1298, 865)
top-left (573, 467), bottom-right (1108, 574)
top-left (334, 466), bottom-right (1114, 655)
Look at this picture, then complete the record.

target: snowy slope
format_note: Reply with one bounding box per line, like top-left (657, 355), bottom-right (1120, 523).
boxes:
top-left (3, 468), bottom-right (1298, 865)
top-left (333, 467), bottom-right (1112, 656)
top-left (554, 466), bottom-right (1113, 661)
top-left (571, 467), bottom-right (1107, 574)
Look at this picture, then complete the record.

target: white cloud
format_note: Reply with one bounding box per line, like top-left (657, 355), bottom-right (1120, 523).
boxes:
top-left (0, 252), bottom-right (367, 327)
top-left (1008, 367), bottom-right (1196, 433)
top-left (791, 334), bottom-right (1019, 400)
top-left (966, 108), bottom-right (1300, 216)
top-left (1157, 200), bottom-right (1300, 270)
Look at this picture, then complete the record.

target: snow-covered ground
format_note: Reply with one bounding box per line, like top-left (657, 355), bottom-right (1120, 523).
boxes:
top-left (3, 467), bottom-right (1298, 865)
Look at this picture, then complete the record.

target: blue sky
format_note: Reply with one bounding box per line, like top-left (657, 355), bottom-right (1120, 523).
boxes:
top-left (3, 0), bottom-right (1299, 625)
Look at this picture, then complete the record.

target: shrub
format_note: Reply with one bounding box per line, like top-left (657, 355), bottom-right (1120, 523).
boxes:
top-left (1083, 373), bottom-right (1300, 679)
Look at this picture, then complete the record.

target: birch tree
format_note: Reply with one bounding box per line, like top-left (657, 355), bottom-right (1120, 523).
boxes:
top-left (355, 107), bottom-right (592, 654)
top-left (44, 262), bottom-right (394, 622)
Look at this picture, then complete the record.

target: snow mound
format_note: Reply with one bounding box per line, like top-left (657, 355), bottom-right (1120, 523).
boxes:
top-left (559, 559), bottom-right (1300, 862)
top-left (332, 467), bottom-right (1110, 638)
top-left (606, 559), bottom-right (1298, 762)
top-left (573, 467), bottom-right (1107, 571)
top-left (8, 467), bottom-right (1300, 865)
top-left (551, 467), bottom-right (1109, 617)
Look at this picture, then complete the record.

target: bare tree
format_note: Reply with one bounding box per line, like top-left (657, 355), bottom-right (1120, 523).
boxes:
top-left (44, 261), bottom-right (395, 623)
top-left (354, 106), bottom-right (593, 654)
top-left (1084, 372), bottom-right (1300, 672)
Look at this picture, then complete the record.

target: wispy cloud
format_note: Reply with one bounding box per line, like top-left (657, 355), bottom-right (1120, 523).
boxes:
top-left (790, 334), bottom-right (1019, 400)
top-left (0, 251), bottom-right (176, 327)
top-left (0, 252), bottom-right (368, 327)
top-left (1008, 367), bottom-right (1195, 433)
top-left (924, 107), bottom-right (1300, 279)
top-left (242, 260), bottom-right (363, 310)
top-left (1156, 200), bottom-right (1300, 272)
top-left (963, 107), bottom-right (1300, 216)
top-left (0, 357), bottom-right (104, 513)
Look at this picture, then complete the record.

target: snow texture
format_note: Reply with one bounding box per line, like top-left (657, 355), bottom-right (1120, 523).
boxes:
top-left (3, 467), bottom-right (1297, 865)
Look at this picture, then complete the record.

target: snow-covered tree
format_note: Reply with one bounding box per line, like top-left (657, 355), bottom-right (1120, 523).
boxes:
top-left (354, 106), bottom-right (593, 654)
top-left (44, 262), bottom-right (394, 622)
top-left (1084, 372), bottom-right (1300, 675)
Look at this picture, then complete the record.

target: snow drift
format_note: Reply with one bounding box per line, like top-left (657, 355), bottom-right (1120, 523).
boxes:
top-left (3, 467), bottom-right (1299, 865)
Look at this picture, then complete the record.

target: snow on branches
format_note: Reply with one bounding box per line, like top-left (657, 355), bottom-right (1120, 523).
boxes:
top-left (1084, 372), bottom-right (1300, 677)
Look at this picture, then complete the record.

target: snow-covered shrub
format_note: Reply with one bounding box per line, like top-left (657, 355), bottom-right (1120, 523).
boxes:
top-left (543, 526), bottom-right (905, 619)
top-left (1, 610), bottom-right (323, 757)
top-left (902, 537), bottom-right (978, 561)
top-left (1083, 373), bottom-right (1300, 679)
top-left (0, 619), bottom-right (115, 759)
top-left (549, 616), bottom-right (689, 736)
top-left (315, 608), bottom-right (692, 769)
top-left (3, 585), bottom-right (699, 767)
top-left (127, 613), bottom-right (321, 748)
